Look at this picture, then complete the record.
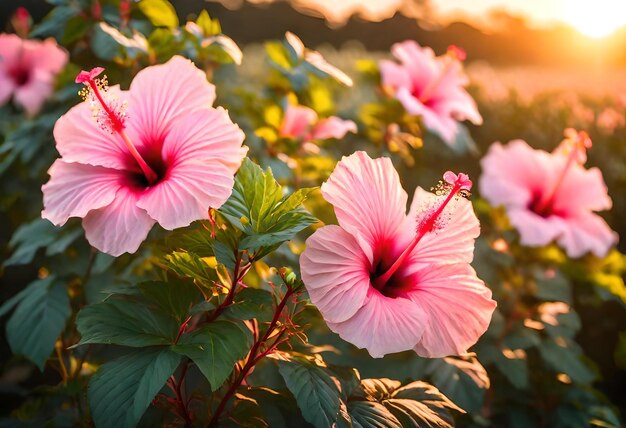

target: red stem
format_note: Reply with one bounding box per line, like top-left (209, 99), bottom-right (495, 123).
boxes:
top-left (208, 289), bottom-right (294, 427)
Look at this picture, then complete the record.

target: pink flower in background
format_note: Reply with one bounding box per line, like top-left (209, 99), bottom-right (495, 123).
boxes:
top-left (300, 151), bottom-right (496, 358)
top-left (0, 33), bottom-right (68, 115)
top-left (42, 56), bottom-right (247, 256)
top-left (596, 107), bottom-right (625, 135)
top-left (379, 41), bottom-right (482, 146)
top-left (479, 130), bottom-right (618, 258)
top-left (279, 104), bottom-right (357, 143)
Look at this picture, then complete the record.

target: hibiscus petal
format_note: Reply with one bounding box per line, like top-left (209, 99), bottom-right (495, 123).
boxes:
top-left (552, 164), bottom-right (612, 214)
top-left (379, 60), bottom-right (412, 90)
top-left (0, 72), bottom-right (15, 106)
top-left (396, 87), bottom-right (459, 144)
top-left (405, 263), bottom-right (496, 358)
top-left (300, 225), bottom-right (371, 323)
top-left (311, 117), bottom-right (357, 140)
top-left (128, 55), bottom-right (216, 142)
top-left (13, 72), bottom-right (54, 116)
top-left (327, 288), bottom-right (427, 358)
top-left (479, 140), bottom-right (554, 208)
top-left (405, 187), bottom-right (480, 265)
top-left (507, 208), bottom-right (566, 247)
top-left (321, 151), bottom-right (407, 254)
top-left (557, 213), bottom-right (618, 258)
top-left (54, 86), bottom-right (135, 170)
top-left (42, 160), bottom-right (122, 226)
top-left (83, 189), bottom-right (155, 256)
top-left (161, 108), bottom-right (246, 168)
top-left (137, 160), bottom-right (236, 230)
top-left (391, 40), bottom-right (438, 85)
top-left (280, 105), bottom-right (317, 139)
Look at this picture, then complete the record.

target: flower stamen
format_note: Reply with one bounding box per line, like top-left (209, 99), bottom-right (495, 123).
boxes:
top-left (76, 68), bottom-right (158, 185)
top-left (372, 171), bottom-right (472, 290)
top-left (534, 129), bottom-right (591, 215)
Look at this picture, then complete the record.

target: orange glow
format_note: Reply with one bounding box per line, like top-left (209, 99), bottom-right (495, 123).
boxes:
top-left (562, 0), bottom-right (626, 38)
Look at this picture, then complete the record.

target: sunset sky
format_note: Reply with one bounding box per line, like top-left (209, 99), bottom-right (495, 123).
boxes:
top-left (434, 0), bottom-right (626, 37)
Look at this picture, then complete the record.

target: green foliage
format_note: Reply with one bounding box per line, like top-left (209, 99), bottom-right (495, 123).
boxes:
top-left (88, 349), bottom-right (182, 428)
top-left (138, 0), bottom-right (179, 28)
top-left (172, 321), bottom-right (252, 390)
top-left (220, 158), bottom-right (317, 256)
top-left (1, 276), bottom-right (70, 370)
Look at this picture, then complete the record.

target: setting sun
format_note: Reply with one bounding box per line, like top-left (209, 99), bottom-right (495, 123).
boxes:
top-left (562, 0), bottom-right (626, 38)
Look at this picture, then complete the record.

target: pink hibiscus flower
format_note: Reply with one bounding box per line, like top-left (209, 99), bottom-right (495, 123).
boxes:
top-left (379, 41), bottom-right (482, 146)
top-left (42, 56), bottom-right (247, 256)
top-left (279, 104), bottom-right (357, 143)
top-left (0, 33), bottom-right (68, 115)
top-left (300, 151), bottom-right (496, 358)
top-left (479, 130), bottom-right (618, 258)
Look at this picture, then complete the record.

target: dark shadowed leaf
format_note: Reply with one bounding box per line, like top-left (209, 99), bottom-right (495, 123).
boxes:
top-left (76, 299), bottom-right (179, 347)
top-left (172, 321), bottom-right (251, 390)
top-left (89, 348), bottom-right (181, 428)
top-left (5, 277), bottom-right (70, 370)
top-left (277, 357), bottom-right (342, 428)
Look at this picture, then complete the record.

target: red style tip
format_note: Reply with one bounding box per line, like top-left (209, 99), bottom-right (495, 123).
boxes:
top-left (443, 171), bottom-right (472, 191)
top-left (15, 7), bottom-right (30, 21)
top-left (75, 67), bottom-right (105, 84)
top-left (447, 45), bottom-right (466, 61)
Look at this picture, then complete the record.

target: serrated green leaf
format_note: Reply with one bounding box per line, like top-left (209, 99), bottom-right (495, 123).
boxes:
top-left (220, 159), bottom-right (317, 254)
top-left (89, 349), bottom-right (181, 428)
top-left (5, 218), bottom-right (62, 266)
top-left (76, 299), bottom-right (179, 347)
top-left (138, 0), bottom-right (179, 28)
top-left (163, 251), bottom-right (217, 288)
top-left (277, 358), bottom-right (342, 428)
top-left (426, 356), bottom-right (488, 413)
top-left (172, 321), bottom-right (251, 390)
top-left (6, 277), bottom-right (70, 370)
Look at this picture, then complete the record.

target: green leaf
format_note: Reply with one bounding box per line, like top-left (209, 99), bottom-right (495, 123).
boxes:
top-left (220, 159), bottom-right (317, 254)
top-left (6, 277), bottom-right (70, 370)
top-left (5, 218), bottom-right (79, 266)
top-left (76, 299), bottom-right (179, 347)
top-left (348, 401), bottom-right (402, 428)
top-left (534, 269), bottom-right (572, 303)
top-left (224, 288), bottom-right (274, 321)
top-left (277, 358), bottom-right (342, 428)
top-left (196, 10), bottom-right (221, 36)
top-left (426, 356), bottom-right (488, 413)
top-left (539, 338), bottom-right (596, 384)
top-left (89, 349), bottom-right (181, 428)
top-left (138, 0), bottom-right (179, 28)
top-left (163, 251), bottom-right (217, 287)
top-left (138, 280), bottom-right (202, 324)
top-left (172, 321), bottom-right (251, 390)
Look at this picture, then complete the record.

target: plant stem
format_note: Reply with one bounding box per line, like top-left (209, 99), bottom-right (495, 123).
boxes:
top-left (207, 289), bottom-right (294, 427)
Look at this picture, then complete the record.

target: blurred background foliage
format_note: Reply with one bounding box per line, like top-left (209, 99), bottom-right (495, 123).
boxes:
top-left (1, 0), bottom-right (625, 427)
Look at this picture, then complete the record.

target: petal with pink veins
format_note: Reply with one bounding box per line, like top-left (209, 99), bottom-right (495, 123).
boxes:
top-left (300, 225), bottom-right (371, 323)
top-left (327, 288), bottom-right (427, 358)
top-left (42, 160), bottom-right (122, 226)
top-left (54, 86), bottom-right (135, 170)
top-left (161, 108), bottom-right (246, 168)
top-left (321, 151), bottom-right (407, 254)
top-left (557, 213), bottom-right (618, 258)
top-left (137, 160), bottom-right (237, 230)
top-left (405, 263), bottom-right (496, 358)
top-left (404, 187), bottom-right (480, 265)
top-left (128, 56), bottom-right (216, 143)
top-left (83, 189), bottom-right (155, 257)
